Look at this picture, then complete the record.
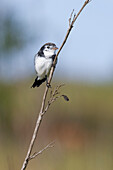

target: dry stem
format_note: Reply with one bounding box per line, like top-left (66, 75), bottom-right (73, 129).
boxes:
top-left (21, 1), bottom-right (90, 169)
top-left (29, 141), bottom-right (55, 160)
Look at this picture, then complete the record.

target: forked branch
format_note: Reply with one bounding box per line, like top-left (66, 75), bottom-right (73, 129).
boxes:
top-left (29, 141), bottom-right (55, 160)
top-left (44, 84), bottom-right (69, 114)
top-left (21, 1), bottom-right (91, 169)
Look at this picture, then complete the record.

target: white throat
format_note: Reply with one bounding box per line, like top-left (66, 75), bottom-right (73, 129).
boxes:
top-left (43, 50), bottom-right (55, 58)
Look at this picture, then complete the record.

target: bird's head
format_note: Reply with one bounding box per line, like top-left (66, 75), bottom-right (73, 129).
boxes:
top-left (40, 43), bottom-right (58, 58)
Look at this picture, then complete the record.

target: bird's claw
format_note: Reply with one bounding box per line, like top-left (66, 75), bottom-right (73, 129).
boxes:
top-left (46, 82), bottom-right (51, 88)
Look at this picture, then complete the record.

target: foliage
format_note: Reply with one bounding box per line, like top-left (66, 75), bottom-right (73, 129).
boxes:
top-left (0, 14), bottom-right (28, 56)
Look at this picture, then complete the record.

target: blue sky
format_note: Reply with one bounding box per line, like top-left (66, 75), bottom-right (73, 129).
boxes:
top-left (1, 0), bottom-right (113, 83)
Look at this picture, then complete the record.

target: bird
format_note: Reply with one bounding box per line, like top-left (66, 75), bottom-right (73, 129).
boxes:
top-left (31, 42), bottom-right (58, 88)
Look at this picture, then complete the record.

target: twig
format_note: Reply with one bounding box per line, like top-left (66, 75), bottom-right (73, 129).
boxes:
top-left (21, 1), bottom-right (90, 169)
top-left (29, 141), bottom-right (55, 160)
top-left (69, 9), bottom-right (74, 26)
top-left (44, 84), bottom-right (66, 114)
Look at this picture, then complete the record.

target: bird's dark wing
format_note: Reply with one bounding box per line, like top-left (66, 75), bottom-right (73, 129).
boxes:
top-left (52, 54), bottom-right (58, 66)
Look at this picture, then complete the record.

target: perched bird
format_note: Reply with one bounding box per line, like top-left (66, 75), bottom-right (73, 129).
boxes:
top-left (31, 42), bottom-right (58, 88)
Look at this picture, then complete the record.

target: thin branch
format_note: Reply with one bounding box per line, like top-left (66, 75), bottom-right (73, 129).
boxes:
top-left (43, 84), bottom-right (66, 114)
top-left (21, 1), bottom-right (90, 170)
top-left (29, 141), bottom-right (55, 160)
top-left (69, 9), bottom-right (74, 26)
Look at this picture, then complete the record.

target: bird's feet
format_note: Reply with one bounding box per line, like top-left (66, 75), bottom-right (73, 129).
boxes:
top-left (46, 82), bottom-right (51, 88)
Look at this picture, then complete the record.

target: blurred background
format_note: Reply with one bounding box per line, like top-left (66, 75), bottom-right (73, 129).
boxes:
top-left (0, 0), bottom-right (113, 169)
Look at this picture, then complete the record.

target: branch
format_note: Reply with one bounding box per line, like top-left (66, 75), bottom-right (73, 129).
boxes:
top-left (43, 84), bottom-right (69, 114)
top-left (21, 1), bottom-right (91, 169)
top-left (29, 141), bottom-right (55, 160)
top-left (69, 9), bottom-right (75, 26)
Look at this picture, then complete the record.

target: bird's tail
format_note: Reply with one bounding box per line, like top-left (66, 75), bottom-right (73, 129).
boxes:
top-left (31, 77), bottom-right (47, 88)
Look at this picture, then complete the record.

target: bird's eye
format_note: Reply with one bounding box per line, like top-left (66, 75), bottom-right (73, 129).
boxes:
top-left (47, 46), bottom-right (50, 49)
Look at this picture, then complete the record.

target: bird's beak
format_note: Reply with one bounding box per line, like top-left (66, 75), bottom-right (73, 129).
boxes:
top-left (52, 46), bottom-right (58, 50)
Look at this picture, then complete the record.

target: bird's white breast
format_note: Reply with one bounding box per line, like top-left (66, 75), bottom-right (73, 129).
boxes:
top-left (35, 56), bottom-right (52, 79)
